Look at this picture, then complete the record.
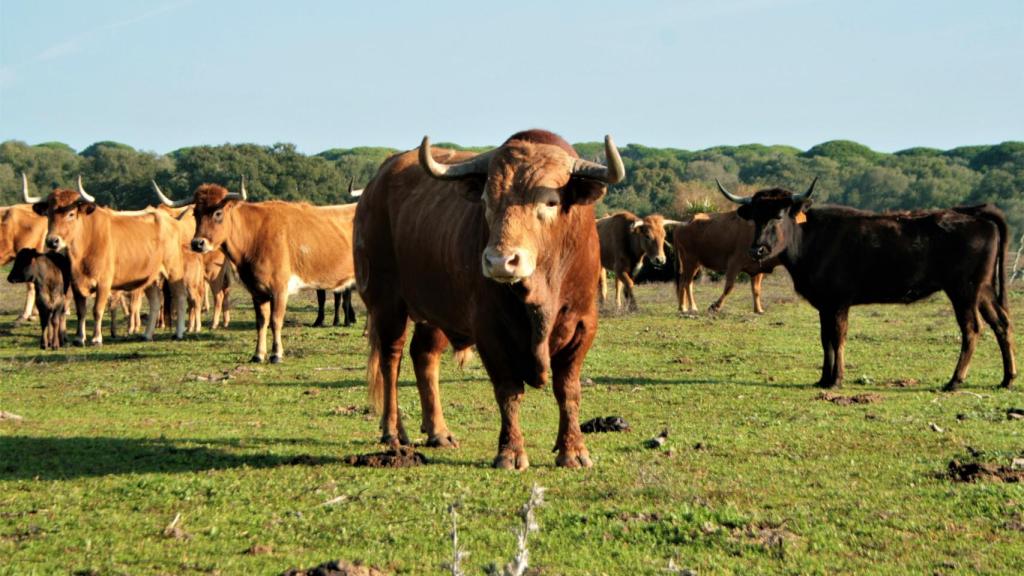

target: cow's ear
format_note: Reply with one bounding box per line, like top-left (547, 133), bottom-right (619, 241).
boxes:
top-left (79, 202), bottom-right (97, 215)
top-left (31, 202), bottom-right (48, 216)
top-left (563, 179), bottom-right (606, 206)
top-left (789, 200), bottom-right (811, 216)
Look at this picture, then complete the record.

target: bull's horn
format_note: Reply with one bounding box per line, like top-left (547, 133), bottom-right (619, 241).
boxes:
top-left (661, 219), bottom-right (686, 230)
top-left (794, 177), bottom-right (818, 202)
top-left (716, 179), bottom-right (750, 205)
top-left (21, 172), bottom-right (42, 203)
top-left (77, 175), bottom-right (96, 203)
top-left (239, 175), bottom-right (248, 200)
top-left (419, 136), bottom-right (495, 180)
top-left (348, 178), bottom-right (363, 198)
top-left (630, 219), bottom-right (645, 230)
top-left (151, 180), bottom-right (193, 208)
top-left (571, 135), bottom-right (626, 185)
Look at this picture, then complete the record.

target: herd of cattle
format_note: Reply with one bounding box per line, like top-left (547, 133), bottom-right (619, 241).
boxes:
top-left (1, 129), bottom-right (1016, 469)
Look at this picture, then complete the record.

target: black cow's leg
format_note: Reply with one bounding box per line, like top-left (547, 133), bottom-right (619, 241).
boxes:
top-left (410, 324), bottom-right (457, 447)
top-left (492, 381), bottom-right (528, 470)
top-left (38, 307), bottom-right (51, 350)
top-left (332, 291), bottom-right (342, 326)
top-left (944, 297), bottom-right (981, 391)
top-left (816, 308), bottom-right (843, 388)
top-left (313, 289), bottom-right (326, 327)
top-left (979, 296), bottom-right (1017, 388)
top-left (342, 289), bottom-right (356, 326)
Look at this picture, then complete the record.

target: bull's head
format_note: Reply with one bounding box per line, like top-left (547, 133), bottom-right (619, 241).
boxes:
top-left (25, 174), bottom-right (97, 252)
top-left (720, 178), bottom-right (816, 262)
top-left (152, 178), bottom-right (246, 254)
top-left (630, 215), bottom-right (671, 266)
top-left (419, 131), bottom-right (624, 283)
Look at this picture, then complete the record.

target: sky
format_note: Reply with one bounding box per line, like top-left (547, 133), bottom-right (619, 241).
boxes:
top-left (1, 0), bottom-right (1021, 154)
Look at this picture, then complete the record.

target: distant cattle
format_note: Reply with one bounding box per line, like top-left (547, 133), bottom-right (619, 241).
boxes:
top-left (26, 177), bottom-right (188, 343)
top-left (153, 180), bottom-right (357, 363)
top-left (356, 129), bottom-right (623, 470)
top-left (720, 179), bottom-right (1016, 391)
top-left (672, 210), bottom-right (780, 314)
top-left (1, 175), bottom-right (49, 321)
top-left (7, 248), bottom-right (70, 349)
top-left (596, 212), bottom-right (682, 311)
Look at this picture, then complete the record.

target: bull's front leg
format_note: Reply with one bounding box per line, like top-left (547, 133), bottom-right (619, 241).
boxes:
top-left (492, 382), bottom-right (529, 471)
top-left (552, 352), bottom-right (592, 468)
top-left (72, 288), bottom-right (88, 346)
top-left (268, 291), bottom-right (288, 363)
top-left (91, 285), bottom-right (111, 346)
top-left (141, 283), bottom-right (161, 341)
top-left (816, 307), bottom-right (848, 388)
top-left (171, 281), bottom-right (186, 340)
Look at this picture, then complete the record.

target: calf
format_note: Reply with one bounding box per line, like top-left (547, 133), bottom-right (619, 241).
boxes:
top-left (7, 248), bottom-right (70, 349)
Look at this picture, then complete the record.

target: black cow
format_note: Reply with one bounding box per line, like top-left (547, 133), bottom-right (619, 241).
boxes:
top-left (7, 248), bottom-right (71, 350)
top-left (719, 179), bottom-right (1016, 391)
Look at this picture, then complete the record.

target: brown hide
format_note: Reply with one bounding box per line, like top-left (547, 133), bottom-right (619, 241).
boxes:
top-left (188, 184), bottom-right (356, 361)
top-left (355, 130), bottom-right (605, 470)
top-left (672, 210), bottom-right (779, 313)
top-left (597, 211), bottom-right (669, 310)
top-left (1, 204), bottom-right (48, 320)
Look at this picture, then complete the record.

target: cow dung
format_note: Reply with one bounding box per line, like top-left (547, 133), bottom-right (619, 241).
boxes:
top-left (345, 446), bottom-right (427, 468)
top-left (280, 560), bottom-right (386, 576)
top-left (816, 391), bottom-right (882, 405)
top-left (580, 416), bottom-right (631, 433)
top-left (947, 460), bottom-right (1024, 483)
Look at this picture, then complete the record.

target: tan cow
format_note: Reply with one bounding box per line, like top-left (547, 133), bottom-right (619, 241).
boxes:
top-left (672, 210), bottom-right (780, 314)
top-left (25, 178), bottom-right (188, 343)
top-left (596, 211), bottom-right (683, 311)
top-left (1, 175), bottom-right (49, 321)
top-left (153, 180), bottom-right (356, 363)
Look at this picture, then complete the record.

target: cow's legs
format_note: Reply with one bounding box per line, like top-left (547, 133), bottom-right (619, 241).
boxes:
top-left (710, 263), bottom-right (742, 312)
top-left (944, 296), bottom-right (981, 391)
top-left (677, 262), bottom-right (699, 312)
top-left (369, 304), bottom-right (410, 445)
top-left (492, 382), bottom-right (528, 470)
top-left (73, 290), bottom-right (87, 346)
top-left (90, 285), bottom-right (111, 345)
top-left (552, 347), bottom-right (592, 469)
top-left (979, 295), bottom-right (1017, 388)
top-left (342, 289), bottom-right (356, 326)
top-left (751, 273), bottom-right (766, 314)
top-left (313, 289), bottom-right (326, 327)
top-left (268, 291), bottom-right (288, 363)
top-left (18, 284), bottom-right (36, 322)
top-left (817, 307), bottom-right (848, 388)
top-left (332, 291), bottom-right (342, 326)
top-left (410, 324), bottom-right (457, 447)
top-left (141, 284), bottom-right (160, 341)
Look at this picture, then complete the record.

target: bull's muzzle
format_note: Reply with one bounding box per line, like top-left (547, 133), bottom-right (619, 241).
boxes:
top-left (191, 238), bottom-right (212, 253)
top-left (481, 247), bottom-right (535, 283)
top-left (45, 236), bottom-right (64, 251)
top-left (652, 254), bottom-right (667, 266)
top-left (750, 245), bottom-right (771, 261)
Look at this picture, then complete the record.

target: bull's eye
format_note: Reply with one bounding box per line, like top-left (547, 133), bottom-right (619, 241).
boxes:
top-left (213, 210), bottom-right (224, 223)
top-left (66, 212), bottom-right (75, 221)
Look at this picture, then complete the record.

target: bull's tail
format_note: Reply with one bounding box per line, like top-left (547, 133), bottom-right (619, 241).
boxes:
top-left (366, 321), bottom-right (384, 414)
top-left (956, 204), bottom-right (1009, 309)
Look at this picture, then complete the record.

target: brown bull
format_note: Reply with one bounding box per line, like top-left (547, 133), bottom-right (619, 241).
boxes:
top-left (356, 129), bottom-right (622, 470)
top-left (1, 174), bottom-right (49, 321)
top-left (25, 177), bottom-right (188, 343)
top-left (153, 180), bottom-right (356, 363)
top-left (672, 210), bottom-right (779, 314)
top-left (596, 212), bottom-right (682, 311)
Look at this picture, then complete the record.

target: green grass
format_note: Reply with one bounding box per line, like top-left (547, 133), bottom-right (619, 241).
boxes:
top-left (1, 273), bottom-right (1022, 575)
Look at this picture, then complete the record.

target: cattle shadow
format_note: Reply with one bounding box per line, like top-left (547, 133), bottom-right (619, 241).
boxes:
top-left (0, 435), bottom-right (341, 481)
top-left (3, 350), bottom-right (182, 364)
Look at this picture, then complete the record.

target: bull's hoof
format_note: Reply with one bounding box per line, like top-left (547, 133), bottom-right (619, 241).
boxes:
top-left (754, 308), bottom-right (766, 315)
top-left (942, 379), bottom-right (962, 392)
top-left (269, 354), bottom-right (282, 364)
top-left (141, 334), bottom-right (154, 342)
top-left (425, 433), bottom-right (460, 449)
top-left (380, 433), bottom-right (410, 447)
top-left (312, 320), bottom-right (324, 328)
top-left (708, 304), bottom-right (723, 313)
top-left (250, 355), bottom-right (264, 364)
top-left (493, 449), bottom-right (529, 471)
top-left (73, 338), bottom-right (85, 347)
top-left (815, 379), bottom-right (840, 389)
top-left (999, 375), bottom-right (1016, 388)
top-left (555, 450), bottom-right (593, 469)
top-left (173, 334), bottom-right (185, 342)
top-left (90, 337), bottom-right (103, 346)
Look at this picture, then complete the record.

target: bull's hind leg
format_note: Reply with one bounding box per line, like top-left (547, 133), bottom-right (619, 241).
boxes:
top-left (38, 307), bottom-right (51, 350)
top-left (678, 261), bottom-right (699, 313)
top-left (944, 296), bottom-right (981, 391)
top-left (751, 273), bottom-right (766, 314)
top-left (979, 295), bottom-right (1017, 388)
top-left (410, 324), bottom-right (458, 447)
top-left (142, 283), bottom-right (161, 341)
top-left (251, 295), bottom-right (271, 362)
top-left (313, 289), bottom-right (326, 327)
top-left (72, 289), bottom-right (88, 346)
top-left (368, 304), bottom-right (410, 446)
top-left (332, 291), bottom-right (342, 326)
top-left (268, 291), bottom-right (288, 363)
top-left (816, 307), bottom-right (848, 388)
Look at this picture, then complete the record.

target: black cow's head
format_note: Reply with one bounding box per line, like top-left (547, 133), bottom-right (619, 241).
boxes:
top-left (719, 179), bottom-right (816, 262)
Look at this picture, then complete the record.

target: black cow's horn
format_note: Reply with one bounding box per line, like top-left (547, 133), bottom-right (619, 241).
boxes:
top-left (21, 172), bottom-right (42, 204)
top-left (77, 175), bottom-right (96, 203)
top-left (716, 179), bottom-right (750, 205)
top-left (571, 135), bottom-right (626, 184)
top-left (794, 177), bottom-right (818, 202)
top-left (419, 136), bottom-right (496, 180)
top-left (152, 180), bottom-right (193, 208)
top-left (348, 178), bottom-right (363, 198)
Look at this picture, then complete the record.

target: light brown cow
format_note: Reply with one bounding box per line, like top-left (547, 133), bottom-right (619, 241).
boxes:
top-left (356, 129), bottom-right (621, 470)
top-left (596, 211), bottom-right (683, 311)
top-left (25, 178), bottom-right (188, 343)
top-left (672, 210), bottom-right (780, 314)
top-left (153, 180), bottom-right (356, 363)
top-left (1, 175), bottom-right (49, 321)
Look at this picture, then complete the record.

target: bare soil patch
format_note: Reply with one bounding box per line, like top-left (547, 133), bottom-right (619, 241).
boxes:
top-left (345, 446), bottom-right (427, 468)
top-left (816, 391), bottom-right (882, 405)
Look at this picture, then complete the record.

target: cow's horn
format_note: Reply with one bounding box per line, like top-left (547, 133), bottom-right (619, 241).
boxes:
top-left (21, 172), bottom-right (41, 203)
top-left (794, 177), bottom-right (818, 202)
top-left (419, 136), bottom-right (495, 180)
top-left (716, 179), bottom-right (750, 205)
top-left (152, 180), bottom-right (193, 208)
top-left (238, 175), bottom-right (248, 200)
top-left (348, 178), bottom-right (363, 198)
top-left (77, 175), bottom-right (96, 203)
top-left (571, 135), bottom-right (626, 185)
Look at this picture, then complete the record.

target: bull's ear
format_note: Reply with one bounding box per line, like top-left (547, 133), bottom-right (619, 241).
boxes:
top-left (79, 201), bottom-right (97, 215)
top-left (457, 180), bottom-right (485, 202)
top-left (736, 205), bottom-right (754, 220)
top-left (563, 179), bottom-right (606, 206)
top-left (789, 200), bottom-right (812, 216)
top-left (31, 202), bottom-right (48, 216)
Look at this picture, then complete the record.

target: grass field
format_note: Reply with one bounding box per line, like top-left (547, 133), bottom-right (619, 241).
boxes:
top-left (1, 271), bottom-right (1023, 575)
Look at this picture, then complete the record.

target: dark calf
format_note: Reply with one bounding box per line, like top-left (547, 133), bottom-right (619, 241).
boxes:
top-left (7, 248), bottom-right (71, 350)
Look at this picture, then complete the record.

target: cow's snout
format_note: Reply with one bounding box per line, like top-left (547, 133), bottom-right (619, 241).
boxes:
top-left (45, 236), bottom-right (62, 251)
top-left (191, 238), bottom-right (210, 253)
top-left (482, 247), bottom-right (535, 283)
top-left (652, 254), bottom-right (667, 266)
top-left (750, 245), bottom-right (770, 261)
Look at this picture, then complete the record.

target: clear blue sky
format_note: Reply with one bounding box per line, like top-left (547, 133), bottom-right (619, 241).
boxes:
top-left (1, 0), bottom-right (1021, 154)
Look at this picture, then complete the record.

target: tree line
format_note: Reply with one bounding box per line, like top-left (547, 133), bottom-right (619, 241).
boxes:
top-left (1, 138), bottom-right (1021, 235)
